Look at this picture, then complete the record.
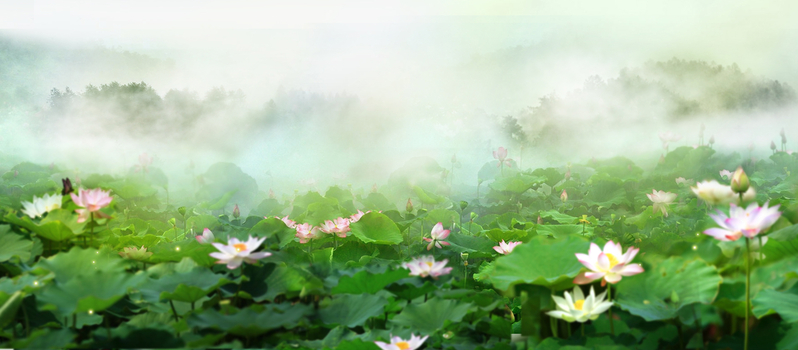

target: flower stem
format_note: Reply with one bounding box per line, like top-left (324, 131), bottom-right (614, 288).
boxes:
top-left (90, 212), bottom-right (94, 247)
top-left (607, 284), bottom-right (615, 336)
top-left (169, 300), bottom-right (179, 322)
top-left (581, 322), bottom-right (585, 337)
top-left (745, 237), bottom-right (751, 350)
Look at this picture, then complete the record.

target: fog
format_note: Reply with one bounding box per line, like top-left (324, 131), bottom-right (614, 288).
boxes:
top-left (2, 0), bottom-right (798, 208)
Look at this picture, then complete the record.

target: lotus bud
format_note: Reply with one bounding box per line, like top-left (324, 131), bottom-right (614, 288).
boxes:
top-left (168, 217), bottom-right (176, 226)
top-left (470, 212), bottom-right (478, 221)
top-left (177, 206), bottom-right (186, 217)
top-left (771, 141), bottom-right (777, 151)
top-left (61, 178), bottom-right (73, 195)
top-left (560, 189), bottom-right (568, 202)
top-left (460, 200), bottom-right (468, 211)
top-left (537, 215), bottom-right (543, 224)
top-left (232, 204), bottom-right (240, 219)
top-left (406, 198), bottom-right (414, 213)
top-left (731, 167), bottom-right (750, 194)
top-left (460, 252), bottom-right (469, 266)
top-left (781, 128), bottom-right (786, 138)
top-left (709, 136), bottom-right (715, 145)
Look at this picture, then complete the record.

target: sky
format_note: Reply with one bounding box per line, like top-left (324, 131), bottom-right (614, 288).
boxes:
top-left (1, 0), bottom-right (797, 200)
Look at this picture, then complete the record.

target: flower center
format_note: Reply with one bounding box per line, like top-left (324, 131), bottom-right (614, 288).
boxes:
top-left (574, 299), bottom-right (585, 311)
top-left (396, 342), bottom-right (410, 350)
top-left (425, 262), bottom-right (434, 268)
top-left (234, 243), bottom-right (247, 252)
top-left (605, 253), bottom-right (619, 268)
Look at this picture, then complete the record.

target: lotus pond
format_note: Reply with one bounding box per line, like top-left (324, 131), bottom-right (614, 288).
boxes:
top-left (1, 144), bottom-right (798, 350)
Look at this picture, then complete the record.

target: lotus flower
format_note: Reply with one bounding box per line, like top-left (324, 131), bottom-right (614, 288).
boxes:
top-left (493, 240), bottom-right (521, 254)
top-left (319, 217), bottom-right (349, 238)
top-left (547, 286), bottom-right (613, 323)
top-left (70, 188), bottom-right (113, 223)
top-left (349, 210), bottom-right (366, 222)
top-left (232, 204), bottom-right (240, 218)
top-left (295, 223), bottom-right (321, 243)
top-left (21, 193), bottom-right (63, 219)
top-left (493, 147), bottom-right (512, 168)
top-left (659, 131), bottom-right (682, 152)
top-left (276, 215), bottom-right (297, 228)
top-left (375, 334), bottom-right (429, 350)
top-left (196, 228), bottom-right (215, 244)
top-left (646, 189), bottom-right (677, 217)
top-left (404, 255), bottom-right (453, 278)
top-left (61, 178), bottom-right (73, 195)
top-left (704, 202), bottom-right (781, 241)
top-left (574, 241), bottom-right (644, 286)
top-left (209, 236), bottom-right (270, 269)
top-left (560, 189), bottom-right (568, 202)
top-left (135, 153), bottom-right (153, 173)
top-left (423, 222), bottom-right (451, 250)
top-left (691, 180), bottom-right (755, 205)
top-left (119, 246), bottom-right (153, 261)
top-left (719, 169), bottom-right (732, 180)
top-left (675, 177), bottom-right (693, 186)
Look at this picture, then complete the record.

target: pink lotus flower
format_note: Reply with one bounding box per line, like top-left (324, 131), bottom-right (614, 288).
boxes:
top-left (493, 240), bottom-right (521, 254)
top-left (70, 188), bottom-right (113, 223)
top-left (209, 236), bottom-right (270, 269)
top-left (196, 228), bottom-right (215, 244)
top-left (295, 223), bottom-right (321, 243)
top-left (403, 255), bottom-right (453, 278)
top-left (704, 202), bottom-right (781, 241)
top-left (349, 210), bottom-right (366, 222)
top-left (574, 241), bottom-right (644, 286)
top-left (375, 334), bottom-right (429, 350)
top-left (560, 189), bottom-right (568, 202)
top-left (493, 147), bottom-right (512, 168)
top-left (646, 189), bottom-right (677, 217)
top-left (274, 215), bottom-right (297, 228)
top-left (135, 153), bottom-right (153, 173)
top-left (423, 222), bottom-right (451, 250)
top-left (319, 217), bottom-right (349, 238)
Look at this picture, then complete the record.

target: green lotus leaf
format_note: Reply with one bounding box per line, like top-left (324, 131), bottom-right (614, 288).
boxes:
top-left (187, 304), bottom-right (312, 337)
top-left (488, 235), bottom-right (590, 292)
top-left (752, 285), bottom-right (798, 322)
top-left (332, 269), bottom-right (409, 295)
top-left (319, 293), bottom-right (389, 328)
top-left (390, 297), bottom-right (471, 334)
top-left (139, 266), bottom-right (233, 303)
top-left (36, 271), bottom-right (144, 316)
top-left (349, 212), bottom-right (403, 245)
top-left (615, 257), bottom-right (721, 321)
top-left (0, 225), bottom-right (32, 262)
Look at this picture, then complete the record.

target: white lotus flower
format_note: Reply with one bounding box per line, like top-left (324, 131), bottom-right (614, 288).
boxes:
top-left (691, 180), bottom-right (755, 205)
top-left (574, 241), bottom-right (644, 286)
top-left (374, 334), bottom-right (428, 350)
top-left (403, 255), bottom-right (452, 278)
top-left (209, 236), bottom-right (271, 269)
top-left (646, 189), bottom-right (677, 217)
top-left (21, 193), bottom-right (63, 218)
top-left (547, 286), bottom-right (613, 323)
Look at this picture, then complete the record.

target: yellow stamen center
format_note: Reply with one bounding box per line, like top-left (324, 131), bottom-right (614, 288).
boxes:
top-left (606, 253), bottom-right (619, 268)
top-left (396, 342), bottom-right (410, 350)
top-left (234, 243), bottom-right (247, 252)
top-left (574, 299), bottom-right (585, 311)
top-left (426, 262), bottom-right (434, 267)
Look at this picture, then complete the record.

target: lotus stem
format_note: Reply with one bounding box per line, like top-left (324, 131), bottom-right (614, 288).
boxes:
top-left (169, 300), bottom-right (179, 322)
top-left (745, 238), bottom-right (751, 350)
top-left (607, 284), bottom-right (615, 336)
